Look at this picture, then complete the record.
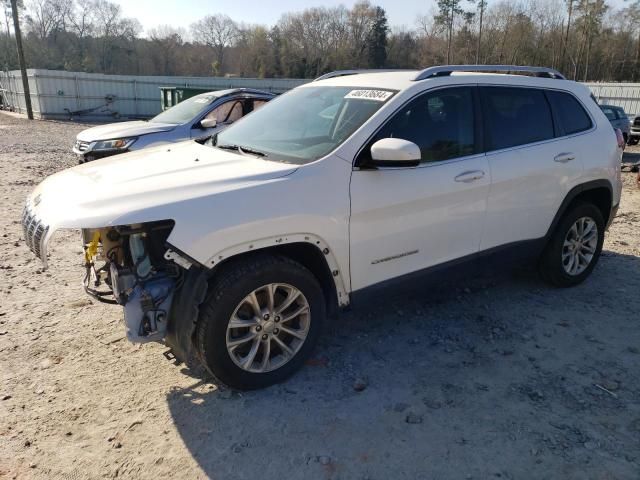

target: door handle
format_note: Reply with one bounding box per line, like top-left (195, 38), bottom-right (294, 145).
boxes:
top-left (554, 152), bottom-right (576, 163)
top-left (454, 170), bottom-right (485, 183)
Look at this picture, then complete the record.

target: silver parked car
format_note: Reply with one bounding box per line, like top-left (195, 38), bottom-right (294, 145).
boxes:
top-left (600, 104), bottom-right (631, 144)
top-left (72, 88), bottom-right (274, 163)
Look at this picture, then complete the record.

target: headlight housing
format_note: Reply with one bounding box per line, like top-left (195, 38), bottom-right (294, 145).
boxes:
top-left (92, 138), bottom-right (137, 151)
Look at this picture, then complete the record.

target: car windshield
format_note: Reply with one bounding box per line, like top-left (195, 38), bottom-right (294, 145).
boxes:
top-left (213, 86), bottom-right (396, 164)
top-left (150, 93), bottom-right (218, 124)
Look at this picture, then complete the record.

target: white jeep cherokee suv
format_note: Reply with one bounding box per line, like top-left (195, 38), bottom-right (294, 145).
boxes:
top-left (22, 65), bottom-right (622, 390)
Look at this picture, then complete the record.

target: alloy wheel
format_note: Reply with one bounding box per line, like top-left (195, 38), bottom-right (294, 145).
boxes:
top-left (562, 216), bottom-right (598, 276)
top-left (225, 283), bottom-right (311, 373)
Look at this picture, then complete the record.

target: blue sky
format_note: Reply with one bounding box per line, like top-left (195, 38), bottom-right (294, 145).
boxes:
top-left (114, 0), bottom-right (445, 34)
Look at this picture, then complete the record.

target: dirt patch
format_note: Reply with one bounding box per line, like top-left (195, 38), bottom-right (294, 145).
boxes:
top-left (1, 112), bottom-right (640, 479)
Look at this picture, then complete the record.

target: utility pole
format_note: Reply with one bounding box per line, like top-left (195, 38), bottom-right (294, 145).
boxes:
top-left (10, 0), bottom-right (33, 119)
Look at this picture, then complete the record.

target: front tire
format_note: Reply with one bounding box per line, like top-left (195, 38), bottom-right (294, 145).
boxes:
top-left (196, 254), bottom-right (326, 390)
top-left (539, 203), bottom-right (605, 287)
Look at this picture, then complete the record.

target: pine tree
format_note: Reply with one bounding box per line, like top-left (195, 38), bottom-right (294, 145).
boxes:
top-left (366, 6), bottom-right (388, 68)
top-left (435, 0), bottom-right (467, 64)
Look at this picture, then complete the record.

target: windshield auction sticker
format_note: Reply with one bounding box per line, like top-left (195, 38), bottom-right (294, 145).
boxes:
top-left (345, 90), bottom-right (394, 102)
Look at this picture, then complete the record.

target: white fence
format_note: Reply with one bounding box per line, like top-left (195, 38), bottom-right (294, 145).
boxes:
top-left (0, 69), bottom-right (309, 121)
top-left (1, 69), bottom-right (640, 121)
top-left (585, 82), bottom-right (640, 115)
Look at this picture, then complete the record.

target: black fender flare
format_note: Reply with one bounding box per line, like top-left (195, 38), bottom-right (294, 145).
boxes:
top-left (165, 266), bottom-right (209, 363)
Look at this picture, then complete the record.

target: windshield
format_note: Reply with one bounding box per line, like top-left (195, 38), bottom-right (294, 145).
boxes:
top-left (150, 93), bottom-right (218, 124)
top-left (214, 86), bottom-right (396, 164)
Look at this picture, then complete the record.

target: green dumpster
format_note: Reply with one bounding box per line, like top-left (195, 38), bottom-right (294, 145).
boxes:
top-left (160, 86), bottom-right (219, 110)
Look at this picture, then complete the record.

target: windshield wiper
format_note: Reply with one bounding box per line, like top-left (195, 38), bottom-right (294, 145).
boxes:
top-left (216, 144), bottom-right (268, 157)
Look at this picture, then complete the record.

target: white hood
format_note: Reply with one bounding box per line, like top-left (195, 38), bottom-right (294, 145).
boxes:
top-left (27, 141), bottom-right (297, 243)
top-left (76, 121), bottom-right (176, 141)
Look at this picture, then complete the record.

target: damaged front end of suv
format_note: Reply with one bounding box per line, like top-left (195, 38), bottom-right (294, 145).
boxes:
top-left (23, 196), bottom-right (203, 356)
top-left (77, 220), bottom-right (210, 362)
top-left (20, 140), bottom-right (302, 369)
top-left (81, 221), bottom-right (180, 343)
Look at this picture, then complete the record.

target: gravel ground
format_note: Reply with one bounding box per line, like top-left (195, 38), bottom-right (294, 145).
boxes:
top-left (1, 112), bottom-right (640, 480)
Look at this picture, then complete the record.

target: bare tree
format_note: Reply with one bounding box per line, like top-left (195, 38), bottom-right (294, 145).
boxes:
top-left (573, 0), bottom-right (607, 80)
top-left (348, 1), bottom-right (376, 67)
top-left (621, 0), bottom-right (640, 80)
top-left (474, 0), bottom-right (487, 63)
top-left (24, 0), bottom-right (69, 39)
top-left (148, 24), bottom-right (184, 75)
top-left (561, 0), bottom-right (575, 72)
top-left (191, 14), bottom-right (237, 75)
top-left (92, 0), bottom-right (140, 72)
top-left (2, 0), bottom-right (18, 68)
top-left (66, 0), bottom-right (92, 39)
top-left (435, 0), bottom-right (471, 63)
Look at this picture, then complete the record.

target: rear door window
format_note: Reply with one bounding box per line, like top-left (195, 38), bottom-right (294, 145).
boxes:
top-left (547, 91), bottom-right (593, 135)
top-left (481, 87), bottom-right (554, 150)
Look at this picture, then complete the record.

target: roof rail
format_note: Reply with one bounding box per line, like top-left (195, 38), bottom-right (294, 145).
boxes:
top-left (314, 69), bottom-right (411, 82)
top-left (413, 65), bottom-right (566, 81)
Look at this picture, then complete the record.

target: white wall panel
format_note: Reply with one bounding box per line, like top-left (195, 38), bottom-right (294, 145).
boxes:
top-left (1, 69), bottom-right (309, 121)
top-left (585, 82), bottom-right (640, 115)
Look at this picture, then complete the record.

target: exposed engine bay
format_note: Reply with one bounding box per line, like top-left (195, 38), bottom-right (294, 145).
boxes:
top-left (81, 221), bottom-right (186, 343)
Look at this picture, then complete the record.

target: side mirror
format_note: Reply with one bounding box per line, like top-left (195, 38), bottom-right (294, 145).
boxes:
top-left (370, 138), bottom-right (421, 167)
top-left (199, 118), bottom-right (217, 129)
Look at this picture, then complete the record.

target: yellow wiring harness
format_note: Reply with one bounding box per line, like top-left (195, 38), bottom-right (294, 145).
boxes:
top-left (84, 231), bottom-right (100, 263)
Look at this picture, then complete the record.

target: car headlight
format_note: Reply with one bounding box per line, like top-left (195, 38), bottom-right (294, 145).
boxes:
top-left (93, 138), bottom-right (137, 151)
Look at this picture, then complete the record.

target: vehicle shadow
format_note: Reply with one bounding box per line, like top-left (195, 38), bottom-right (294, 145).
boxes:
top-left (167, 251), bottom-right (640, 479)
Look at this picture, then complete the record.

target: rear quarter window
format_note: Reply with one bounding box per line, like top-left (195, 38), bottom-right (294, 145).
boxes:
top-left (547, 91), bottom-right (593, 135)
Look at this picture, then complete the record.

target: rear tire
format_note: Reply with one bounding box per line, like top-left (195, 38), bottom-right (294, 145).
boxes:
top-left (539, 203), bottom-right (605, 287)
top-left (196, 254), bottom-right (325, 390)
